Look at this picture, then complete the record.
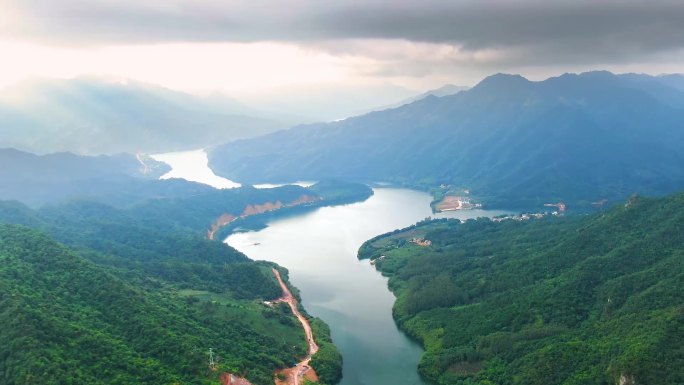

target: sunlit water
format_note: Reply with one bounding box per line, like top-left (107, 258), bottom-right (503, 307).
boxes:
top-left (151, 149), bottom-right (241, 189)
top-left (153, 150), bottom-right (508, 385)
top-left (150, 149), bottom-right (315, 189)
top-left (253, 181), bottom-right (317, 189)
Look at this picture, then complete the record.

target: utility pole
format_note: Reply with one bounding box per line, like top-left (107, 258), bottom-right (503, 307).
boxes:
top-left (208, 348), bottom-right (216, 369)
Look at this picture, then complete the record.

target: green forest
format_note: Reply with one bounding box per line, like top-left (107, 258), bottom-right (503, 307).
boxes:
top-left (309, 319), bottom-right (343, 385)
top-left (0, 191), bottom-right (351, 385)
top-left (0, 224), bottom-right (306, 385)
top-left (359, 193), bottom-right (684, 385)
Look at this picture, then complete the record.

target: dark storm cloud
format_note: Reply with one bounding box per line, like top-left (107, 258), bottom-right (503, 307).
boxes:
top-left (3, 0), bottom-right (684, 65)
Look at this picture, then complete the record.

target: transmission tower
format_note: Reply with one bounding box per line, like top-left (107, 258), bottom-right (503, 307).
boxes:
top-left (208, 348), bottom-right (216, 369)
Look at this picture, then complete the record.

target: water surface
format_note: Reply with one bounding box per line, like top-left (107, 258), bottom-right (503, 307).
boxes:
top-left (151, 149), bottom-right (241, 189)
top-left (151, 149), bottom-right (315, 189)
top-left (226, 189), bottom-right (508, 385)
top-left (153, 150), bottom-right (508, 385)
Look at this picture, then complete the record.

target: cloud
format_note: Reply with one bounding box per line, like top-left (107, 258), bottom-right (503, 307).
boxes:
top-left (2, 0), bottom-right (684, 89)
top-left (4, 1), bottom-right (684, 52)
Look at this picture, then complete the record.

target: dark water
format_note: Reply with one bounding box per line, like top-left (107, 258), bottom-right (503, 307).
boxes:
top-left (226, 188), bottom-right (508, 385)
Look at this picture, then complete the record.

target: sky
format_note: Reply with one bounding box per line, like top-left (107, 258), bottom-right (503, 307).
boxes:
top-left (2, 0), bottom-right (684, 97)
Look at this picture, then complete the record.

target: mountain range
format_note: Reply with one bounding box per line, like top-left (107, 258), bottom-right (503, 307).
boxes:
top-left (367, 84), bottom-right (468, 112)
top-left (0, 206), bottom-right (308, 385)
top-left (0, 148), bottom-right (213, 207)
top-left (209, 71), bottom-right (684, 210)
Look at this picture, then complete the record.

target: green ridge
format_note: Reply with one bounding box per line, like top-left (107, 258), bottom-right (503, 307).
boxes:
top-left (359, 193), bottom-right (684, 385)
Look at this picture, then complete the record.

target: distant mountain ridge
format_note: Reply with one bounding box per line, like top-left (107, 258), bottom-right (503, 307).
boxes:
top-left (349, 84), bottom-right (468, 117)
top-left (0, 77), bottom-right (286, 155)
top-left (0, 147), bottom-right (213, 207)
top-left (369, 84), bottom-right (468, 112)
top-left (0, 147), bottom-right (168, 179)
top-left (209, 71), bottom-right (684, 209)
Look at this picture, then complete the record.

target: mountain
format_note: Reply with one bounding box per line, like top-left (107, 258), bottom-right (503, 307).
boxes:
top-left (0, 148), bottom-right (214, 207)
top-left (0, 147), bottom-right (168, 180)
top-left (209, 71), bottom-right (684, 210)
top-left (0, 181), bottom-right (371, 297)
top-left (0, 77), bottom-right (286, 154)
top-left (420, 84), bottom-right (469, 98)
top-left (358, 192), bottom-right (684, 385)
top-left (655, 74), bottom-right (684, 92)
top-left (368, 84), bottom-right (469, 112)
top-left (0, 171), bottom-right (365, 384)
top-left (0, 222), bottom-right (306, 385)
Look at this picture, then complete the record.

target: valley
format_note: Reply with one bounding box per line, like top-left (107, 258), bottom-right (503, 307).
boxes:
top-left (1, 72), bottom-right (683, 385)
top-left (3, 3), bottom-right (684, 385)
top-left (155, 150), bottom-right (509, 385)
top-left (225, 187), bottom-right (508, 385)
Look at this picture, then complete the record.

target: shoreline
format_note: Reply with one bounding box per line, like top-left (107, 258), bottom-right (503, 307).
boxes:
top-left (206, 195), bottom-right (321, 240)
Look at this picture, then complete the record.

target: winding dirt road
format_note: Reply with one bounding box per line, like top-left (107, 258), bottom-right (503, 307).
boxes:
top-left (272, 268), bottom-right (319, 385)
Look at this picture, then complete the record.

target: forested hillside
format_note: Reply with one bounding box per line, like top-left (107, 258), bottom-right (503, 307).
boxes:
top-left (0, 181), bottom-right (362, 384)
top-left (209, 71), bottom-right (684, 210)
top-left (0, 199), bottom-right (275, 297)
top-left (358, 194), bottom-right (684, 385)
top-left (0, 224), bottom-right (308, 385)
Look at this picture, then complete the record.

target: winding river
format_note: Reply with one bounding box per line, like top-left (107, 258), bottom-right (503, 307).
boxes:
top-left (153, 149), bottom-right (509, 385)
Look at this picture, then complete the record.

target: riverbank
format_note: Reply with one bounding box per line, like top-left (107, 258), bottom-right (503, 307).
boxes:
top-left (356, 196), bottom-right (684, 384)
top-left (226, 189), bottom-right (510, 385)
top-left (150, 149), bottom-right (503, 384)
top-left (207, 195), bottom-right (319, 240)
top-left (207, 181), bottom-right (374, 241)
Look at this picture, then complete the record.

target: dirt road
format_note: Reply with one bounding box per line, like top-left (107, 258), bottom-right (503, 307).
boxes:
top-left (271, 268), bottom-right (319, 385)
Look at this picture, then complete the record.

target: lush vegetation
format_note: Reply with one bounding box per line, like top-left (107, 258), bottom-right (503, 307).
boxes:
top-left (308, 180), bottom-right (374, 205)
top-left (273, 270), bottom-right (343, 385)
top-left (0, 191), bottom-right (357, 384)
top-left (0, 224), bottom-right (310, 385)
top-left (0, 199), bottom-right (280, 297)
top-left (130, 180), bottom-right (371, 235)
top-left (0, 176), bottom-right (366, 384)
top-left (309, 319), bottom-right (343, 385)
top-left (210, 71), bottom-right (684, 210)
top-left (127, 184), bottom-right (319, 233)
top-left (358, 193), bottom-right (684, 385)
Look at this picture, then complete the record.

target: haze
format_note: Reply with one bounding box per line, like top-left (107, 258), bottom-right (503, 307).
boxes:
top-left (2, 0), bottom-right (684, 100)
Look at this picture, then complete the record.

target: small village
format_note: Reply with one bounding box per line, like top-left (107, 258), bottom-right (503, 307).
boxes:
top-left (492, 202), bottom-right (566, 222)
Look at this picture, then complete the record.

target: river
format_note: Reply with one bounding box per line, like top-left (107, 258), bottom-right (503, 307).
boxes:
top-left (153, 149), bottom-right (509, 385)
